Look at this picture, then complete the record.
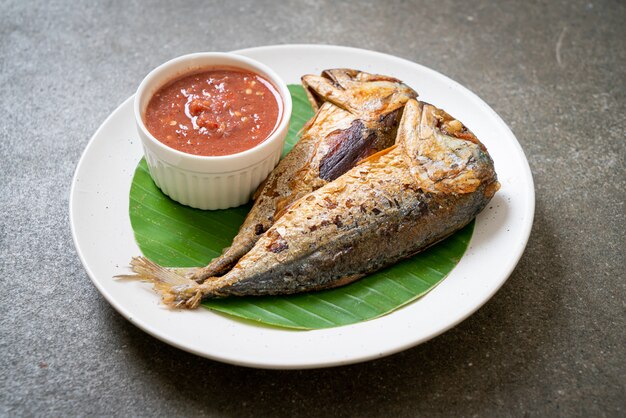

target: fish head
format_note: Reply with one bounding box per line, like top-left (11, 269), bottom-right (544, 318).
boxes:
top-left (301, 69), bottom-right (418, 119)
top-left (397, 99), bottom-right (500, 197)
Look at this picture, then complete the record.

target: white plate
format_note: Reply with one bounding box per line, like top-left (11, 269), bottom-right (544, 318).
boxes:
top-left (70, 45), bottom-right (534, 369)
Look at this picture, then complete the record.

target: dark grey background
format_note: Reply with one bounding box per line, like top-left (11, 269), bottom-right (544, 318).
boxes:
top-left (1, 0), bottom-right (624, 416)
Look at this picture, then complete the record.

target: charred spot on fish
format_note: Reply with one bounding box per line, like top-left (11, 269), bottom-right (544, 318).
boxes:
top-left (266, 230), bottom-right (289, 253)
top-left (266, 189), bottom-right (280, 198)
top-left (254, 223), bottom-right (265, 235)
top-left (372, 207), bottom-right (381, 215)
top-left (309, 225), bottom-right (318, 232)
top-left (320, 220), bottom-right (331, 227)
top-left (333, 215), bottom-right (343, 228)
top-left (360, 204), bottom-right (367, 213)
top-left (319, 120), bottom-right (379, 181)
top-left (268, 241), bottom-right (289, 253)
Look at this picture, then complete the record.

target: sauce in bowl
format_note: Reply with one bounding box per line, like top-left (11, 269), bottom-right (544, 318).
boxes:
top-left (144, 69), bottom-right (283, 156)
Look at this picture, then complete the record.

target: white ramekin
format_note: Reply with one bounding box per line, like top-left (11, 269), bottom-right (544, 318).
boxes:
top-left (134, 53), bottom-right (292, 210)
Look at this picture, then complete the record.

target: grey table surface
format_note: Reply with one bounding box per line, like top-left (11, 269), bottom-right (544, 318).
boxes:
top-left (1, 0), bottom-right (624, 416)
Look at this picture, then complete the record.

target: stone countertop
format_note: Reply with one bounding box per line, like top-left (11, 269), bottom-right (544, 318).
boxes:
top-left (1, 0), bottom-right (624, 416)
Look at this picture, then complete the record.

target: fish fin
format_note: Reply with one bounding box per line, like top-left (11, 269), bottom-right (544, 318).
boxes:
top-left (171, 267), bottom-right (200, 280)
top-left (116, 257), bottom-right (207, 309)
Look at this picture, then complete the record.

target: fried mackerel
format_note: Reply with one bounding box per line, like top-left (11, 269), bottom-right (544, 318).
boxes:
top-left (189, 69), bottom-right (417, 282)
top-left (127, 99), bottom-right (499, 308)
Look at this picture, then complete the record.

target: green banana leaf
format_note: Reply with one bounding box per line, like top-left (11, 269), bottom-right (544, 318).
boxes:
top-left (129, 85), bottom-right (474, 330)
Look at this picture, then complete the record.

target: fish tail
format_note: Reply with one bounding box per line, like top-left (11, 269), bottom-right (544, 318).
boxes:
top-left (115, 257), bottom-right (207, 309)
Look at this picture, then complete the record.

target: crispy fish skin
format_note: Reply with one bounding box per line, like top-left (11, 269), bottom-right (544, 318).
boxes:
top-left (130, 99), bottom-right (498, 308)
top-left (191, 69), bottom-right (417, 282)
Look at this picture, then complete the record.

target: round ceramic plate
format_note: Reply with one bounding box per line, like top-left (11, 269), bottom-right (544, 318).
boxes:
top-left (70, 45), bottom-right (534, 369)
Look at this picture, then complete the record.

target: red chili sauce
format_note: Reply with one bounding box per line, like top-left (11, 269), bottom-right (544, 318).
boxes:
top-left (144, 68), bottom-right (282, 156)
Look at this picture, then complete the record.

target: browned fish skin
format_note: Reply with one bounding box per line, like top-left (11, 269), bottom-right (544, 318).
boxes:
top-left (130, 99), bottom-right (498, 308)
top-left (191, 69), bottom-right (417, 282)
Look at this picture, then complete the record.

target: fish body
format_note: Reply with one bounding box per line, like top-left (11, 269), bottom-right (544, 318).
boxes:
top-left (130, 99), bottom-right (499, 307)
top-left (191, 69), bottom-right (417, 281)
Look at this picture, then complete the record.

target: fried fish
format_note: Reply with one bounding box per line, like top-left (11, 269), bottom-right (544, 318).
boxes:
top-left (127, 99), bottom-right (499, 308)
